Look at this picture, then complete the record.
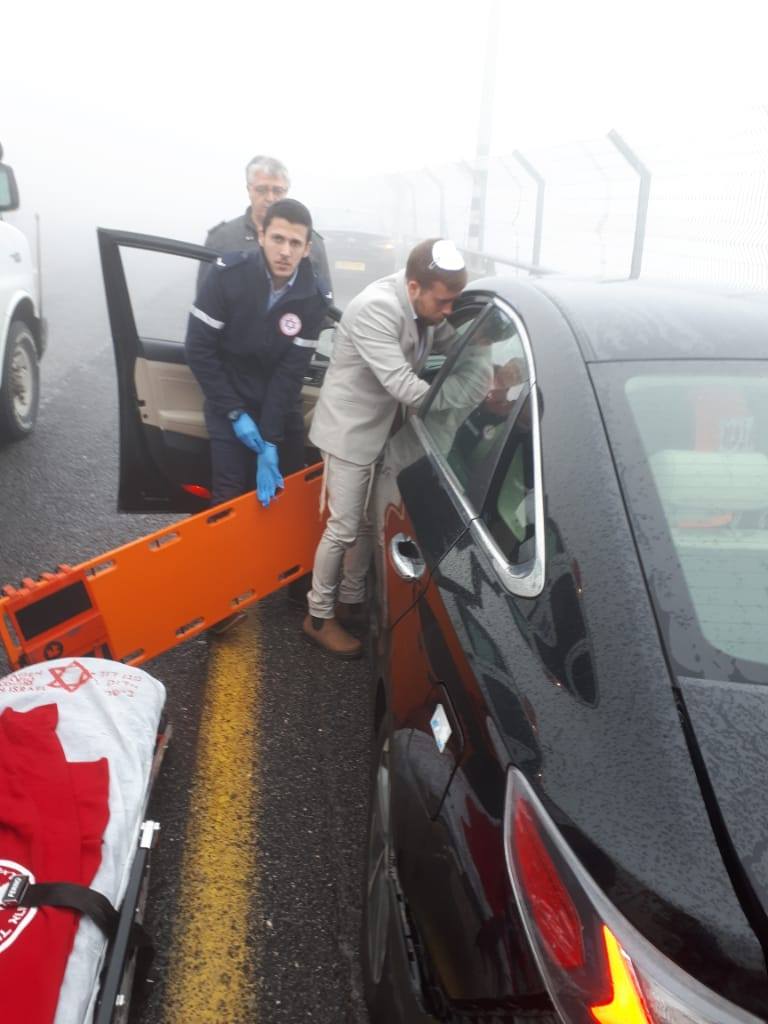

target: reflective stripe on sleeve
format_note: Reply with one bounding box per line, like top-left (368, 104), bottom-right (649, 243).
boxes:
top-left (293, 336), bottom-right (317, 349)
top-left (191, 306), bottom-right (225, 330)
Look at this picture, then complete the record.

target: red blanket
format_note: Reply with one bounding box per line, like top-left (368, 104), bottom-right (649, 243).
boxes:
top-left (0, 704), bottom-right (109, 1024)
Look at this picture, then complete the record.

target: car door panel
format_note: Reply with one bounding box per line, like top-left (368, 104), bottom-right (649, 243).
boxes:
top-left (134, 358), bottom-right (207, 439)
top-left (388, 550), bottom-right (546, 1011)
top-left (383, 487), bottom-right (545, 1007)
top-left (98, 228), bottom-right (217, 512)
top-left (405, 680), bottom-right (463, 821)
top-left (375, 421), bottom-right (473, 635)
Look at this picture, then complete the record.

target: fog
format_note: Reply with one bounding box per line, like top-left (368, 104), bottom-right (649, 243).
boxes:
top-left (3, 0), bottom-right (768, 378)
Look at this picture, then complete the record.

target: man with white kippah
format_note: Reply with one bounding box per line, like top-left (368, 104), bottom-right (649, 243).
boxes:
top-left (304, 238), bottom-right (467, 658)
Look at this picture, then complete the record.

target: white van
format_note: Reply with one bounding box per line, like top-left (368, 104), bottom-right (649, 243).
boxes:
top-left (0, 144), bottom-right (46, 439)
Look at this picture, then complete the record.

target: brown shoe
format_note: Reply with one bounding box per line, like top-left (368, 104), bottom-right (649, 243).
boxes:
top-left (302, 615), bottom-right (363, 660)
top-left (335, 601), bottom-right (367, 629)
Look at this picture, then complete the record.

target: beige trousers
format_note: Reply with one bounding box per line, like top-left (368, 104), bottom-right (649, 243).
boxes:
top-left (307, 453), bottom-right (377, 619)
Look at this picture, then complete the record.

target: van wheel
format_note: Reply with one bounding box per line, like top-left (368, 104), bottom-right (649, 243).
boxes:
top-left (0, 320), bottom-right (40, 440)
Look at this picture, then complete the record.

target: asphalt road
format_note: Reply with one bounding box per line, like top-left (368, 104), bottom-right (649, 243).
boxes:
top-left (0, 338), bottom-right (373, 1023)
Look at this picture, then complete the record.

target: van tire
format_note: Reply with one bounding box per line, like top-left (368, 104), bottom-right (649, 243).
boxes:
top-left (0, 320), bottom-right (40, 440)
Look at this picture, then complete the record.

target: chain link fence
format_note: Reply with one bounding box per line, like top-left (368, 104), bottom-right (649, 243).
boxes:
top-left (341, 106), bottom-right (768, 291)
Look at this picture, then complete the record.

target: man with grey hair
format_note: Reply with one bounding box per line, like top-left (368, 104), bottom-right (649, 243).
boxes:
top-left (200, 154), bottom-right (331, 287)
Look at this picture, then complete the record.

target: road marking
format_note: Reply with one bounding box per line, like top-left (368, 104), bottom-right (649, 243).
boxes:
top-left (164, 617), bottom-right (260, 1023)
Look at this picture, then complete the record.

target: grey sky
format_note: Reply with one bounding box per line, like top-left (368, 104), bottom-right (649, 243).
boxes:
top-left (3, 0), bottom-right (768, 292)
top-left (5, 1), bottom-right (767, 201)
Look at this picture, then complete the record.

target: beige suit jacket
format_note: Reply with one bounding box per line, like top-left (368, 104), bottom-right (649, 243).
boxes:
top-left (309, 270), bottom-right (455, 465)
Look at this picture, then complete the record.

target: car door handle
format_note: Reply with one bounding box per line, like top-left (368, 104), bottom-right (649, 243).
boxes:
top-left (10, 252), bottom-right (22, 262)
top-left (389, 533), bottom-right (426, 581)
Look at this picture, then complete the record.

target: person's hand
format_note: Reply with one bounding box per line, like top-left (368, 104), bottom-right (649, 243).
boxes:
top-left (256, 443), bottom-right (284, 507)
top-left (232, 412), bottom-right (265, 454)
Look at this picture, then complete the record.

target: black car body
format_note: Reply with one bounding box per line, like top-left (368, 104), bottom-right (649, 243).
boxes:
top-left (363, 279), bottom-right (768, 1023)
top-left (99, 228), bottom-right (768, 1022)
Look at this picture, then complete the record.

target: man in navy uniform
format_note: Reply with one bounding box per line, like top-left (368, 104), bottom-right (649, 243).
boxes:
top-left (187, 197), bottom-right (331, 512)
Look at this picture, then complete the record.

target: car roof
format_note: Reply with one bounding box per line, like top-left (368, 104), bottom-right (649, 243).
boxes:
top-left (479, 275), bottom-right (768, 362)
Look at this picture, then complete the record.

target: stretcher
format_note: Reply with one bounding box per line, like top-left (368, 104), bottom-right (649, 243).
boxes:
top-left (0, 468), bottom-right (325, 1021)
top-left (0, 464), bottom-right (324, 671)
top-left (0, 656), bottom-right (169, 1024)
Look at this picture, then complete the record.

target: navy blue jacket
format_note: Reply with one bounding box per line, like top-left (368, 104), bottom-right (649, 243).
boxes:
top-left (186, 248), bottom-right (331, 443)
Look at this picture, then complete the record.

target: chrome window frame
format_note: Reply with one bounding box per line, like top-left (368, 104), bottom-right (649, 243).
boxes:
top-left (413, 297), bottom-right (545, 599)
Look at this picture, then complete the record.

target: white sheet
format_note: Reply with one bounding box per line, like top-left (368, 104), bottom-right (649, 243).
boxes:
top-left (0, 657), bottom-right (166, 1024)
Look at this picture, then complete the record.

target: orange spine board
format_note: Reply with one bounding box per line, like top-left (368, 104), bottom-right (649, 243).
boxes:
top-left (0, 465), bottom-right (324, 670)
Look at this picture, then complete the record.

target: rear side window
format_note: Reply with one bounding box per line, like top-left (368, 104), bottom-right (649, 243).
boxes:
top-left (595, 362), bottom-right (768, 683)
top-left (626, 371), bottom-right (768, 670)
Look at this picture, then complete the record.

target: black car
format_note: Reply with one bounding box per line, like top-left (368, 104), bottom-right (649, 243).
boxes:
top-left (99, 229), bottom-right (768, 1022)
top-left (363, 279), bottom-right (768, 1023)
top-left (316, 209), bottom-right (398, 307)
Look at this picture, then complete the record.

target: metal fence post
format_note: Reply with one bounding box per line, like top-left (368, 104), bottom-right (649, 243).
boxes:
top-left (511, 151), bottom-right (546, 268)
top-left (607, 129), bottom-right (651, 279)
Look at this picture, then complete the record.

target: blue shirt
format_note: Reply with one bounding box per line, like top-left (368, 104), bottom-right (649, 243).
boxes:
top-left (267, 268), bottom-right (299, 311)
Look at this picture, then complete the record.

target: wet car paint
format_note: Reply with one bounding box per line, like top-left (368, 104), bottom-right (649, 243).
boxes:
top-left (373, 277), bottom-right (768, 1019)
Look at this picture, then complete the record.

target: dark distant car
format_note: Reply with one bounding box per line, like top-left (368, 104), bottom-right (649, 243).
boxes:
top-left (362, 277), bottom-right (768, 1023)
top-left (318, 220), bottom-right (397, 306)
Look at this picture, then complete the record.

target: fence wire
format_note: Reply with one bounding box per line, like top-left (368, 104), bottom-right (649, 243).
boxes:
top-left (356, 106), bottom-right (768, 291)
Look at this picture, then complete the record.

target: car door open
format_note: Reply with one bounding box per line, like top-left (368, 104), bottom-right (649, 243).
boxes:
top-left (98, 228), bottom-right (217, 513)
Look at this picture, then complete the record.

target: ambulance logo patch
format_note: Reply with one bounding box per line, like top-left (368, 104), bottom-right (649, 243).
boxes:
top-left (0, 861), bottom-right (37, 953)
top-left (279, 312), bottom-right (302, 337)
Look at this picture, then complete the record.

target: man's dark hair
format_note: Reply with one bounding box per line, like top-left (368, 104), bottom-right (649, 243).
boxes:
top-left (406, 237), bottom-right (467, 291)
top-left (262, 198), bottom-right (312, 239)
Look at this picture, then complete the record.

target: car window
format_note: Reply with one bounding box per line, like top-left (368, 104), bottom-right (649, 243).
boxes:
top-left (121, 248), bottom-right (201, 344)
top-left (419, 302), bottom-right (490, 383)
top-left (481, 394), bottom-right (536, 566)
top-left (625, 370), bottom-right (768, 670)
top-left (420, 304), bottom-right (530, 501)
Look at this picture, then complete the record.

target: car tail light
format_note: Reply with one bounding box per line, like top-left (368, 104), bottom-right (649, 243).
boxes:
top-left (182, 483), bottom-right (211, 499)
top-left (514, 797), bottom-right (584, 970)
top-left (504, 769), bottom-right (762, 1024)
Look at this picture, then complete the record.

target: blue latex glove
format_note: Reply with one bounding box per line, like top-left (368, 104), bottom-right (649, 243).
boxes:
top-left (232, 412), bottom-right (265, 454)
top-left (256, 442), bottom-right (284, 507)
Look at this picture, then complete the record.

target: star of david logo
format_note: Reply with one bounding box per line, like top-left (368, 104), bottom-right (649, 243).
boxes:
top-left (47, 660), bottom-right (93, 693)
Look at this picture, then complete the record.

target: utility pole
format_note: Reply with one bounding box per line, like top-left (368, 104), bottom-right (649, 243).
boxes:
top-left (467, 0), bottom-right (501, 256)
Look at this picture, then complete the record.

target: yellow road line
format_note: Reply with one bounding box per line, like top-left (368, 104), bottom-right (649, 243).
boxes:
top-left (164, 615), bottom-right (261, 1023)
